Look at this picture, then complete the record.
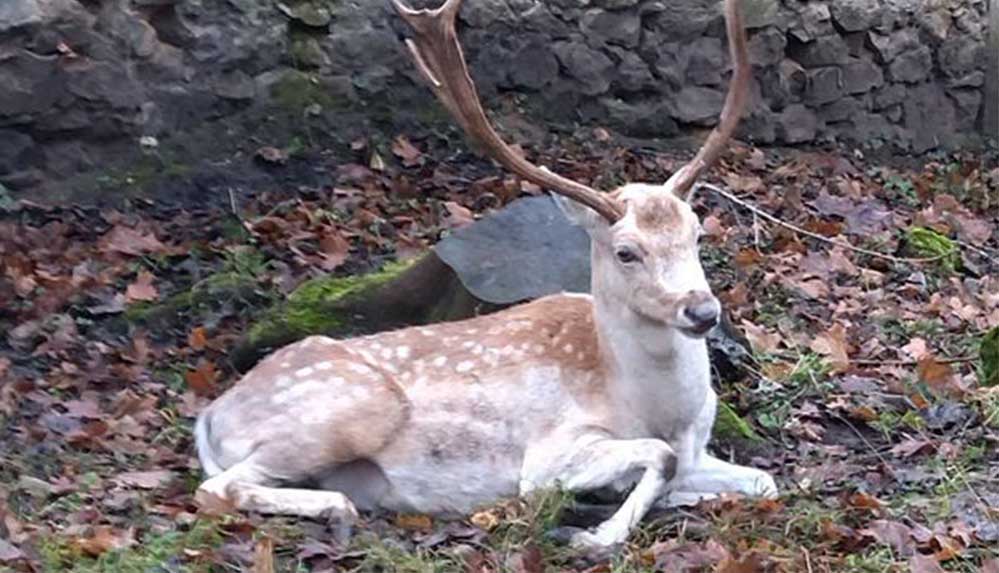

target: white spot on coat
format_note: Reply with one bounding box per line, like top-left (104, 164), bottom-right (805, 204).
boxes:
top-left (456, 360), bottom-right (475, 373)
top-left (296, 367), bottom-right (315, 378)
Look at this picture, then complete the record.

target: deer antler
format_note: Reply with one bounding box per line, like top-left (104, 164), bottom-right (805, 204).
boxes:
top-left (393, 0), bottom-right (625, 223)
top-left (666, 0), bottom-right (750, 198)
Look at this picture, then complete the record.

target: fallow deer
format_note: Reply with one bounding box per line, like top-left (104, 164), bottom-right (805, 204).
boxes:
top-left (194, 0), bottom-right (776, 548)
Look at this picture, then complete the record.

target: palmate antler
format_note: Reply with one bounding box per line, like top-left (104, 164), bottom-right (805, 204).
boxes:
top-left (394, 0), bottom-right (749, 214)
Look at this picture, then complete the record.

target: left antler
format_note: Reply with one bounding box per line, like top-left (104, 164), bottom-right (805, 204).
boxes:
top-left (393, 0), bottom-right (625, 224)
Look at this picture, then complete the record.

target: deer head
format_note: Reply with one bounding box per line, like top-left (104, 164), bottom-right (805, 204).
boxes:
top-left (394, 0), bottom-right (749, 341)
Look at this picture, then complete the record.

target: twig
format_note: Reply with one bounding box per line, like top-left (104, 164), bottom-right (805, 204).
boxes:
top-left (830, 413), bottom-right (892, 468)
top-left (696, 183), bottom-right (950, 264)
top-left (767, 350), bottom-right (976, 369)
top-left (803, 547), bottom-right (814, 573)
top-left (228, 187), bottom-right (241, 220)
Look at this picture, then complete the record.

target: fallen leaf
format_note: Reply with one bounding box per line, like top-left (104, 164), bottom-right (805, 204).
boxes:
top-left (470, 509), bottom-right (500, 531)
top-left (810, 323), bottom-right (851, 372)
top-left (194, 489), bottom-right (236, 515)
top-left (902, 338), bottom-right (929, 361)
top-left (861, 520), bottom-right (915, 557)
top-left (188, 327), bottom-right (208, 351)
top-left (255, 146), bottom-right (288, 165)
top-left (395, 513), bottom-right (433, 532)
top-left (73, 526), bottom-right (134, 557)
top-left (741, 320), bottom-right (780, 354)
top-left (318, 229), bottom-right (351, 271)
top-left (99, 225), bottom-right (167, 256)
top-left (908, 554), bottom-right (945, 573)
top-left (125, 271), bottom-right (158, 303)
top-left (982, 558), bottom-right (999, 573)
top-left (917, 357), bottom-right (965, 397)
top-left (442, 201), bottom-right (475, 230)
top-left (114, 470), bottom-right (174, 490)
top-left (0, 539), bottom-right (24, 562)
top-left (846, 492), bottom-right (884, 514)
top-left (392, 135), bottom-right (423, 167)
top-left (185, 360), bottom-right (218, 397)
top-left (509, 543), bottom-right (544, 573)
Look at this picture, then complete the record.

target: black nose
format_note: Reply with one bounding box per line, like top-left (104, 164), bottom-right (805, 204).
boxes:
top-left (683, 301), bottom-right (719, 330)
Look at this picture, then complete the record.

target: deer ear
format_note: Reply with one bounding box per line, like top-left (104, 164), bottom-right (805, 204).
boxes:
top-left (552, 194), bottom-right (608, 230)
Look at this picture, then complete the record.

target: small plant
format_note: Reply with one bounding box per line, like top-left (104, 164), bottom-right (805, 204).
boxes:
top-left (903, 227), bottom-right (959, 273)
top-left (980, 326), bottom-right (999, 387)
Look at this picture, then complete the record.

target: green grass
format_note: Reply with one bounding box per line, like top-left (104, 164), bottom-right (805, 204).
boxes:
top-left (39, 518), bottom-right (224, 573)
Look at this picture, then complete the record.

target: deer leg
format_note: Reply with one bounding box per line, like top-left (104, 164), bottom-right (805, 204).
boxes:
top-left (524, 437), bottom-right (676, 549)
top-left (664, 454), bottom-right (777, 507)
top-left (661, 391), bottom-right (777, 507)
top-left (196, 461), bottom-right (359, 523)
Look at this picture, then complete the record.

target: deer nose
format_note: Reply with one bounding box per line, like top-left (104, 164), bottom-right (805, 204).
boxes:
top-left (683, 299), bottom-right (720, 332)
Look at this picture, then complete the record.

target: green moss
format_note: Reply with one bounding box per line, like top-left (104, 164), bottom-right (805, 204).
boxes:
top-left (714, 400), bottom-right (762, 443)
top-left (981, 326), bottom-right (999, 388)
top-left (245, 260), bottom-right (414, 348)
top-left (904, 227), bottom-right (959, 272)
top-left (270, 70), bottom-right (346, 112)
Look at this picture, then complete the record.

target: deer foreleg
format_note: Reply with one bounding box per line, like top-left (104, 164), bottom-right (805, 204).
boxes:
top-left (524, 436), bottom-right (676, 549)
top-left (663, 453), bottom-right (777, 507)
top-left (196, 461), bottom-right (359, 524)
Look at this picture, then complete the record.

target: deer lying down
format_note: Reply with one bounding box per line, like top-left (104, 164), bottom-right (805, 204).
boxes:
top-left (194, 0), bottom-right (776, 548)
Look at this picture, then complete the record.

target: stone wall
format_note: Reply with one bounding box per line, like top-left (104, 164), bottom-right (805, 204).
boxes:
top-left (0, 0), bottom-right (992, 200)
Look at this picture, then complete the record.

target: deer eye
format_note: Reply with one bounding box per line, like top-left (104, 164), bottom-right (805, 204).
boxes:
top-left (615, 247), bottom-right (641, 264)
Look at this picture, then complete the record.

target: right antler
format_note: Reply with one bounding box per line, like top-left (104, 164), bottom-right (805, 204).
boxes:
top-left (393, 0), bottom-right (625, 224)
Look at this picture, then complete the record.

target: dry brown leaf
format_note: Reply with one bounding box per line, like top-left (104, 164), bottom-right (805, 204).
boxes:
top-left (255, 146), bottom-right (288, 165)
top-left (188, 327), bottom-right (208, 351)
top-left (114, 470), bottom-right (174, 490)
top-left (810, 323), bottom-right (851, 372)
top-left (318, 229), bottom-right (351, 271)
top-left (917, 357), bottom-right (966, 397)
top-left (194, 489), bottom-right (236, 516)
top-left (391, 135), bottom-right (423, 167)
top-left (125, 271), bottom-right (158, 303)
top-left (185, 360), bottom-right (218, 397)
top-left (901, 338), bottom-right (929, 361)
top-left (442, 201), bottom-right (475, 230)
top-left (73, 526), bottom-right (134, 557)
top-left (99, 225), bottom-right (167, 257)
top-left (908, 554), bottom-right (945, 573)
top-left (861, 519), bottom-right (915, 557)
top-left (741, 320), bottom-right (780, 354)
top-left (394, 513), bottom-right (433, 531)
top-left (509, 544), bottom-right (544, 573)
top-left (470, 509), bottom-right (501, 531)
top-left (846, 491), bottom-right (884, 514)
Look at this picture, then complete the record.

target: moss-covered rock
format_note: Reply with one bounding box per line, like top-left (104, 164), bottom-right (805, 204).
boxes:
top-left (250, 260), bottom-right (412, 343)
top-left (714, 400), bottom-right (762, 443)
top-left (981, 326), bottom-right (999, 388)
top-left (230, 253), bottom-right (504, 372)
top-left (904, 227), bottom-right (959, 272)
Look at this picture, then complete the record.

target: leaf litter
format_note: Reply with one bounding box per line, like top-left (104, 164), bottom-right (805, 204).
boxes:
top-left (0, 131), bottom-right (997, 571)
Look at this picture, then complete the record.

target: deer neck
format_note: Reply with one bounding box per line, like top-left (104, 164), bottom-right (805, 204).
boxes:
top-left (590, 281), bottom-right (712, 437)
